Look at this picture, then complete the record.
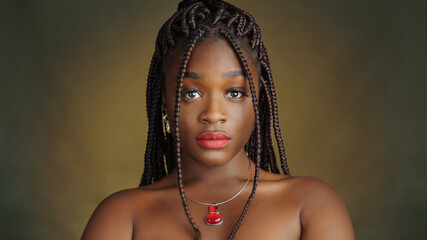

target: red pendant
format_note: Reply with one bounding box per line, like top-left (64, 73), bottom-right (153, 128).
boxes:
top-left (205, 205), bottom-right (223, 226)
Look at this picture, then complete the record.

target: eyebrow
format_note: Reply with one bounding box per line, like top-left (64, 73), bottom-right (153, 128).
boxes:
top-left (224, 70), bottom-right (245, 77)
top-left (183, 70), bottom-right (245, 79)
top-left (184, 72), bottom-right (202, 79)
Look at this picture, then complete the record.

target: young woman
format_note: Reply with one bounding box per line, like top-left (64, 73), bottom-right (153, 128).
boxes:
top-left (81, 0), bottom-right (354, 239)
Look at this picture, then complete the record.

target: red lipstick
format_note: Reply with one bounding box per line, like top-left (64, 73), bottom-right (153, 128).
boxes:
top-left (196, 132), bottom-right (231, 149)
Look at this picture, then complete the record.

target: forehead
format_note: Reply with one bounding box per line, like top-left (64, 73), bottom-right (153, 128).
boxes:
top-left (163, 37), bottom-right (258, 80)
top-left (186, 38), bottom-right (241, 72)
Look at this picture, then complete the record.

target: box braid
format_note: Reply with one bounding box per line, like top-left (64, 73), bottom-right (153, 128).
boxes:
top-left (174, 30), bottom-right (206, 239)
top-left (259, 41), bottom-right (291, 175)
top-left (139, 0), bottom-right (290, 239)
top-left (218, 28), bottom-right (261, 239)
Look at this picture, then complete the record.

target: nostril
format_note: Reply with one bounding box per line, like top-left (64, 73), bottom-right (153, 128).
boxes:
top-left (200, 114), bottom-right (227, 124)
top-left (199, 99), bottom-right (228, 123)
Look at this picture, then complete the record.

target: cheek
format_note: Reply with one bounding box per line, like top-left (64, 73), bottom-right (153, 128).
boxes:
top-left (178, 104), bottom-right (198, 127)
top-left (167, 101), bottom-right (198, 140)
top-left (230, 101), bottom-right (255, 137)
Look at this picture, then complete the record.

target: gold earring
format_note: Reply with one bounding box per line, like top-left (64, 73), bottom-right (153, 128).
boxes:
top-left (163, 113), bottom-right (171, 134)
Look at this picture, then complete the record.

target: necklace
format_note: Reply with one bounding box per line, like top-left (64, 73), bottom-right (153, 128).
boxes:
top-left (183, 160), bottom-right (252, 226)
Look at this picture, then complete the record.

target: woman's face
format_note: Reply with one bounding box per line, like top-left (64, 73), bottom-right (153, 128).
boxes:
top-left (163, 37), bottom-right (259, 167)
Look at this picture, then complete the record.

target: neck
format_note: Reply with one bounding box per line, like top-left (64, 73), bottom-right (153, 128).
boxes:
top-left (179, 149), bottom-right (252, 189)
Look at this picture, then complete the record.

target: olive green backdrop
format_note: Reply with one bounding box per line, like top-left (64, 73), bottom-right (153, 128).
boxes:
top-left (1, 0), bottom-right (426, 239)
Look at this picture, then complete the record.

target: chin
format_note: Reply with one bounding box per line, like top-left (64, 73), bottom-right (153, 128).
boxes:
top-left (193, 152), bottom-right (233, 167)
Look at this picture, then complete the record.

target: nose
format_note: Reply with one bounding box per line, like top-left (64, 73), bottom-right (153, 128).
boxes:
top-left (199, 96), bottom-right (227, 124)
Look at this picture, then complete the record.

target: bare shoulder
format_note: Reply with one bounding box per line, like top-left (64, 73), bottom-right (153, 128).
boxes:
top-left (81, 188), bottom-right (145, 240)
top-left (81, 176), bottom-right (176, 240)
top-left (285, 176), bottom-right (355, 240)
top-left (280, 176), bottom-right (339, 197)
top-left (287, 176), bottom-right (348, 210)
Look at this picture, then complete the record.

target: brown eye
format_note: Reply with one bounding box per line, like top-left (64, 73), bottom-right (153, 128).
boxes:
top-left (231, 91), bottom-right (241, 98)
top-left (182, 90), bottom-right (201, 99)
top-left (226, 90), bottom-right (246, 99)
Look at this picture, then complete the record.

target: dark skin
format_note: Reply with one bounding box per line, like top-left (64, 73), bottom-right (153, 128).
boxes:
top-left (81, 38), bottom-right (355, 240)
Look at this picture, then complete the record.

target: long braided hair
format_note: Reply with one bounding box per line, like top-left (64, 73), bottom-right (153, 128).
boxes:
top-left (139, 0), bottom-right (290, 239)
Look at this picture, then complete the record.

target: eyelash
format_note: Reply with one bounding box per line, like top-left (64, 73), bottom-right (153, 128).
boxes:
top-left (227, 88), bottom-right (250, 98)
top-left (181, 88), bottom-right (250, 99)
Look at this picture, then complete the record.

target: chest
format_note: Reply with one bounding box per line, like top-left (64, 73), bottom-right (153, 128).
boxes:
top-left (132, 190), bottom-right (301, 240)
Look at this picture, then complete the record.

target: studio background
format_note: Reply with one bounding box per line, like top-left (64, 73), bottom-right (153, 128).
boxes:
top-left (1, 0), bottom-right (426, 239)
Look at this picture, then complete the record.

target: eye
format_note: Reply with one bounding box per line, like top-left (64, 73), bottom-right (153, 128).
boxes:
top-left (226, 89), bottom-right (249, 99)
top-left (182, 89), bottom-right (201, 99)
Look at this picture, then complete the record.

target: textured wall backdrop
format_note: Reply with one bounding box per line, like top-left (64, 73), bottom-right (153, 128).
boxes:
top-left (1, 0), bottom-right (426, 239)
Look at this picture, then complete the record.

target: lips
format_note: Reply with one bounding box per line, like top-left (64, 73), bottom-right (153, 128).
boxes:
top-left (196, 132), bottom-right (231, 149)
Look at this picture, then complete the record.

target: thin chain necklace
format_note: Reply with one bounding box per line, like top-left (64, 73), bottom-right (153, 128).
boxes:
top-left (182, 160), bottom-right (252, 226)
